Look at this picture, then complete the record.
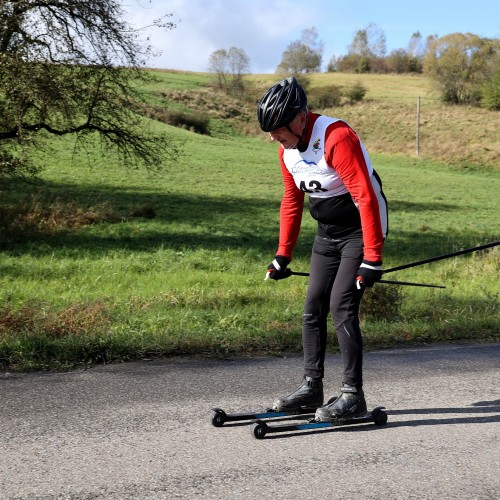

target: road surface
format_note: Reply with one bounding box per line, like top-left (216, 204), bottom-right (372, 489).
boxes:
top-left (1, 342), bottom-right (499, 499)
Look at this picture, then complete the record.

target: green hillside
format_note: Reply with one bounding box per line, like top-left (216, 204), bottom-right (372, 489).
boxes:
top-left (150, 71), bottom-right (500, 169)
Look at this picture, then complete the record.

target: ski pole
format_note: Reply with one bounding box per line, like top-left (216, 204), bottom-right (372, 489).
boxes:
top-left (374, 279), bottom-right (445, 289)
top-left (289, 271), bottom-right (445, 289)
top-left (288, 240), bottom-right (498, 285)
top-left (383, 240), bottom-right (499, 274)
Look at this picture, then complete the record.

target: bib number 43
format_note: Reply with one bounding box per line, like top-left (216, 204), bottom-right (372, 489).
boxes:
top-left (299, 180), bottom-right (328, 193)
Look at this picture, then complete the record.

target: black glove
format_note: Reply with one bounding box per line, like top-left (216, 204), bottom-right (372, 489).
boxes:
top-left (356, 260), bottom-right (383, 289)
top-left (265, 255), bottom-right (291, 280)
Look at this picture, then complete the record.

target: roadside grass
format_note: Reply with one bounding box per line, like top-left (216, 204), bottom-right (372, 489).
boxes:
top-left (0, 71), bottom-right (499, 371)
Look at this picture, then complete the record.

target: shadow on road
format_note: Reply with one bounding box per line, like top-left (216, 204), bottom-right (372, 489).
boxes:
top-left (387, 399), bottom-right (500, 416)
top-left (383, 399), bottom-right (500, 428)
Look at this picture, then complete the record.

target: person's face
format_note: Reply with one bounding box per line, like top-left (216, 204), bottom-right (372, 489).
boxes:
top-left (268, 111), bottom-right (307, 149)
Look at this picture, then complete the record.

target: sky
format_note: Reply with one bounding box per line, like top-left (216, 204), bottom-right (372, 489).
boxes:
top-left (122, 0), bottom-right (500, 73)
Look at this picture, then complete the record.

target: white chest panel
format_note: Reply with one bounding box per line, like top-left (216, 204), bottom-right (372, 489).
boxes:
top-left (283, 116), bottom-right (372, 198)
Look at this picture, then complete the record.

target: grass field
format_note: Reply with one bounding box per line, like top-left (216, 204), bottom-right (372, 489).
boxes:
top-left (0, 71), bottom-right (499, 371)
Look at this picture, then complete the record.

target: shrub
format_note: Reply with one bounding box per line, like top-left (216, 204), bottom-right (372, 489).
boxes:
top-left (344, 82), bottom-right (367, 104)
top-left (336, 54), bottom-right (365, 73)
top-left (424, 33), bottom-right (500, 107)
top-left (481, 69), bottom-right (500, 110)
top-left (386, 49), bottom-right (423, 74)
top-left (309, 85), bottom-right (342, 109)
top-left (164, 110), bottom-right (210, 135)
top-left (360, 285), bottom-right (403, 320)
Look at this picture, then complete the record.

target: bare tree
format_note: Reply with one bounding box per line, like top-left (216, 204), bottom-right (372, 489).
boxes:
top-left (208, 49), bottom-right (229, 90)
top-left (348, 23), bottom-right (387, 58)
top-left (407, 31), bottom-right (425, 58)
top-left (227, 47), bottom-right (250, 81)
top-left (276, 27), bottom-right (324, 74)
top-left (208, 46), bottom-right (250, 95)
top-left (0, 0), bottom-right (176, 179)
top-left (348, 29), bottom-right (371, 57)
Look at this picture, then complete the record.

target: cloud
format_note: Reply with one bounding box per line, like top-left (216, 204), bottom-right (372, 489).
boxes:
top-left (122, 0), bottom-right (319, 73)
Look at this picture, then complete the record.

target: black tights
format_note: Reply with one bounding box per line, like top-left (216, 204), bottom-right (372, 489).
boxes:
top-left (302, 234), bottom-right (365, 388)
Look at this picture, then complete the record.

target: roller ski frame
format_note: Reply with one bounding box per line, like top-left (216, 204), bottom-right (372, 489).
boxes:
top-left (250, 406), bottom-right (388, 439)
top-left (210, 405), bottom-right (322, 427)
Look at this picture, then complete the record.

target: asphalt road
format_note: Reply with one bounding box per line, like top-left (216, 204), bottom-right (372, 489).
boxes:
top-left (1, 342), bottom-right (499, 499)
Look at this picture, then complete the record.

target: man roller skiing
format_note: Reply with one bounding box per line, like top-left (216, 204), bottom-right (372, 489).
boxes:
top-left (258, 76), bottom-right (388, 421)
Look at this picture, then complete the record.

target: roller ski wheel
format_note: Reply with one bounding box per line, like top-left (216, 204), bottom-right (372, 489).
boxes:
top-left (211, 408), bottom-right (227, 427)
top-left (371, 406), bottom-right (388, 425)
top-left (251, 420), bottom-right (268, 439)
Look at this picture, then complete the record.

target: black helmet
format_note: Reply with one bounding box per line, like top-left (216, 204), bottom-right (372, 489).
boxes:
top-left (257, 77), bottom-right (307, 132)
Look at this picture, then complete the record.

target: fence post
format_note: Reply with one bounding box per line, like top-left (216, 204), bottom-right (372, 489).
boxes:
top-left (416, 96), bottom-right (420, 156)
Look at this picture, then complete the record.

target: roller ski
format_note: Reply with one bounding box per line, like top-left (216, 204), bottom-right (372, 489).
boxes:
top-left (251, 406), bottom-right (388, 439)
top-left (211, 376), bottom-right (326, 427)
top-left (211, 405), bottom-right (322, 427)
top-left (250, 384), bottom-right (388, 439)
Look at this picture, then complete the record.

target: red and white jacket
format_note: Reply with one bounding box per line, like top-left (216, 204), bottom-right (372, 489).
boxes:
top-left (276, 112), bottom-right (388, 263)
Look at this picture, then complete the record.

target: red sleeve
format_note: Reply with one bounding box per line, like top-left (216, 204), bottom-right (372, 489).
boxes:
top-left (276, 147), bottom-right (304, 260)
top-left (324, 122), bottom-right (384, 262)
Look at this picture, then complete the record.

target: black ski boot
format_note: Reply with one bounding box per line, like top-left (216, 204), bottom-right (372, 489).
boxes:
top-left (315, 384), bottom-right (367, 421)
top-left (272, 376), bottom-right (324, 411)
